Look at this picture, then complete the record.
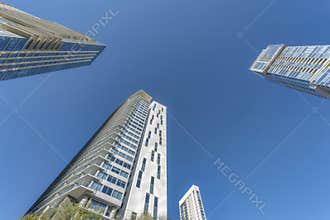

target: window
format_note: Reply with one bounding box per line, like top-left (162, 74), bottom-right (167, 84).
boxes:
top-left (144, 193), bottom-right (150, 213)
top-left (115, 143), bottom-right (135, 156)
top-left (150, 115), bottom-right (154, 125)
top-left (0, 38), bottom-right (9, 50)
top-left (111, 167), bottom-right (120, 174)
top-left (102, 185), bottom-right (113, 196)
top-left (120, 170), bottom-right (129, 178)
top-left (153, 197), bottom-right (158, 218)
top-left (136, 171), bottom-right (143, 188)
top-left (107, 175), bottom-right (117, 184)
top-left (112, 190), bottom-right (123, 200)
top-left (103, 162), bottom-right (112, 170)
top-left (141, 158), bottom-right (147, 172)
top-left (109, 155), bottom-right (116, 162)
top-left (117, 179), bottom-right (126, 188)
top-left (154, 142), bottom-right (158, 151)
top-left (111, 148), bottom-right (134, 162)
top-left (115, 158), bottom-right (123, 166)
top-left (157, 153), bottom-right (161, 165)
top-left (150, 176), bottom-right (155, 194)
top-left (6, 38), bottom-right (19, 51)
top-left (89, 199), bottom-right (107, 214)
top-left (151, 151), bottom-right (155, 162)
top-left (97, 171), bottom-right (107, 180)
top-left (159, 130), bottom-right (163, 145)
top-left (90, 181), bottom-right (102, 191)
top-left (157, 166), bottom-right (161, 179)
top-left (123, 162), bottom-right (131, 170)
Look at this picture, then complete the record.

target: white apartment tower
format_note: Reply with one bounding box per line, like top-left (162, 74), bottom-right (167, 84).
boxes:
top-left (27, 90), bottom-right (167, 220)
top-left (179, 185), bottom-right (207, 220)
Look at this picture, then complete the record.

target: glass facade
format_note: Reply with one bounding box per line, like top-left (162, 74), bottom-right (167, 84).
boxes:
top-left (0, 35), bottom-right (105, 80)
top-left (0, 3), bottom-right (105, 81)
top-left (250, 44), bottom-right (330, 98)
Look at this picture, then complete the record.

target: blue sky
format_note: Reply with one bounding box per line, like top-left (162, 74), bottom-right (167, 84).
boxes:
top-left (1, 0), bottom-right (330, 219)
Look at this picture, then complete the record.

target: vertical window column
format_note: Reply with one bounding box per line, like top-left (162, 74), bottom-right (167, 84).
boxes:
top-left (157, 166), bottom-right (161, 179)
top-left (150, 176), bottom-right (155, 194)
top-left (144, 193), bottom-right (150, 213)
top-left (153, 197), bottom-right (158, 218)
top-left (141, 158), bottom-right (147, 171)
top-left (136, 171), bottom-right (143, 188)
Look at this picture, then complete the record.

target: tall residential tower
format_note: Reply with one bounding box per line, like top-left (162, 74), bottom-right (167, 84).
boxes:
top-left (0, 3), bottom-right (105, 81)
top-left (28, 90), bottom-right (167, 220)
top-left (250, 44), bottom-right (330, 98)
top-left (179, 185), bottom-right (207, 220)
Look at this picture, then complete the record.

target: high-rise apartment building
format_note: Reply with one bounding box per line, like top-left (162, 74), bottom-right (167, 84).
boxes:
top-left (0, 3), bottom-right (105, 81)
top-left (27, 90), bottom-right (167, 220)
top-left (179, 185), bottom-right (206, 220)
top-left (250, 44), bottom-right (330, 98)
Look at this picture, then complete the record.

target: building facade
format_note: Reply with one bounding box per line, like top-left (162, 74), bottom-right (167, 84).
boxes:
top-left (28, 90), bottom-right (167, 220)
top-left (250, 44), bottom-right (330, 98)
top-left (0, 3), bottom-right (105, 81)
top-left (179, 185), bottom-right (207, 220)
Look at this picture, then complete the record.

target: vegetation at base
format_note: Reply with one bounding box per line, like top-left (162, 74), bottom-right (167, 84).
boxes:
top-left (136, 213), bottom-right (170, 220)
top-left (20, 202), bottom-right (103, 220)
top-left (20, 213), bottom-right (39, 220)
top-left (21, 205), bottom-right (170, 220)
top-left (137, 213), bottom-right (154, 220)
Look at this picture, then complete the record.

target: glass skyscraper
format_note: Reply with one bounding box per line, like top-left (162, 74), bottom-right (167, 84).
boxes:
top-left (179, 185), bottom-right (207, 220)
top-left (27, 90), bottom-right (167, 220)
top-left (250, 44), bottom-right (330, 98)
top-left (0, 3), bottom-right (105, 81)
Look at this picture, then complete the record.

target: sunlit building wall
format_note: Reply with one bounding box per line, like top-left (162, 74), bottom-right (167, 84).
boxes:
top-left (250, 44), bottom-right (330, 98)
top-left (28, 90), bottom-right (167, 220)
top-left (179, 185), bottom-right (207, 220)
top-left (0, 3), bottom-right (105, 80)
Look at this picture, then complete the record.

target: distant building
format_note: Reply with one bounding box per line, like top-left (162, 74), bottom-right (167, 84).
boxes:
top-left (0, 3), bottom-right (105, 80)
top-left (250, 44), bottom-right (330, 98)
top-left (28, 90), bottom-right (167, 220)
top-left (179, 185), bottom-right (207, 220)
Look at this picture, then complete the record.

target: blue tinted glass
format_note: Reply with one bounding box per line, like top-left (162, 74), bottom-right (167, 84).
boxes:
top-left (0, 37), bottom-right (9, 50)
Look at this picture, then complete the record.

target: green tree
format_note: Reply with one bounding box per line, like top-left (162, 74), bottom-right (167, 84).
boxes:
top-left (20, 201), bottom-right (103, 220)
top-left (52, 202), bottom-right (103, 220)
top-left (137, 213), bottom-right (155, 220)
top-left (20, 213), bottom-right (39, 220)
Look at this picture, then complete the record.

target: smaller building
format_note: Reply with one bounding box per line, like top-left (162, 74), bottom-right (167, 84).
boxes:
top-left (179, 185), bottom-right (207, 220)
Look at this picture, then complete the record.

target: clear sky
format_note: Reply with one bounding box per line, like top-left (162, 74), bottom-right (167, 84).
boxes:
top-left (1, 0), bottom-right (330, 219)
